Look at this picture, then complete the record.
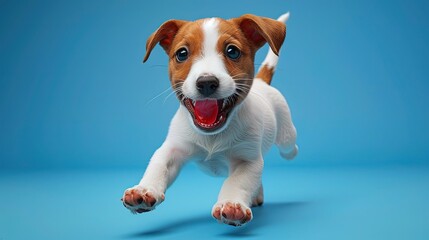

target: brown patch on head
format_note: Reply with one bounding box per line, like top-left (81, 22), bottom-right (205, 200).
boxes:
top-left (167, 21), bottom-right (204, 89)
top-left (216, 19), bottom-right (257, 101)
top-left (215, 15), bottom-right (286, 98)
top-left (229, 14), bottom-right (286, 87)
top-left (143, 20), bottom-right (188, 62)
top-left (144, 15), bottom-right (285, 93)
top-left (141, 15), bottom-right (287, 134)
top-left (143, 15), bottom-right (286, 133)
top-left (218, 19), bottom-right (256, 74)
top-left (231, 14), bottom-right (286, 56)
top-left (143, 19), bottom-right (205, 94)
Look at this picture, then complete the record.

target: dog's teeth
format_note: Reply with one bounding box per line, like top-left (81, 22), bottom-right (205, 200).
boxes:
top-left (222, 100), bottom-right (227, 110)
top-left (192, 100), bottom-right (196, 105)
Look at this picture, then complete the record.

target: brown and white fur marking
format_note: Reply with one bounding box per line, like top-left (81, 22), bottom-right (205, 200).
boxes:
top-left (122, 12), bottom-right (298, 227)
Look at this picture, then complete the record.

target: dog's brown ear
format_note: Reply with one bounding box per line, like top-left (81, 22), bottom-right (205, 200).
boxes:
top-left (231, 14), bottom-right (286, 56)
top-left (143, 20), bottom-right (188, 62)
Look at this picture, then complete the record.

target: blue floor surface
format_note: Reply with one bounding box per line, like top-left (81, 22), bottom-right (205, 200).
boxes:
top-left (1, 164), bottom-right (428, 239)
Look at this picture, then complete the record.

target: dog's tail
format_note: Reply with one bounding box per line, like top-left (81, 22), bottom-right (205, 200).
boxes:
top-left (255, 12), bottom-right (290, 85)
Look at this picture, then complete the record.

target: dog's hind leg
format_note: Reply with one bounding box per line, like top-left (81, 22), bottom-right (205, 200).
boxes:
top-left (273, 92), bottom-right (298, 160)
top-left (278, 136), bottom-right (298, 160)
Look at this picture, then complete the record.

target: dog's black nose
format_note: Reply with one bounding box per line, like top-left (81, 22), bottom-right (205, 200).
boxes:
top-left (196, 75), bottom-right (219, 97)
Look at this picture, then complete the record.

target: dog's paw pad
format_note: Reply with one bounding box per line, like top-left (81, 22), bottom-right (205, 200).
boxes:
top-left (212, 201), bottom-right (252, 226)
top-left (122, 186), bottom-right (164, 214)
top-left (213, 206), bottom-right (221, 220)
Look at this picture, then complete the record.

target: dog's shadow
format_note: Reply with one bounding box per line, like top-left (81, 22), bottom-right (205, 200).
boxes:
top-left (124, 201), bottom-right (309, 238)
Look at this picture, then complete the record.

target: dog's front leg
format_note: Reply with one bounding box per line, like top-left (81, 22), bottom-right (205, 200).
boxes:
top-left (122, 141), bottom-right (190, 213)
top-left (212, 156), bottom-right (263, 226)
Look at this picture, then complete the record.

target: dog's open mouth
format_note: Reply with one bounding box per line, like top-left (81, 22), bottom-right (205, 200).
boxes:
top-left (183, 95), bottom-right (239, 132)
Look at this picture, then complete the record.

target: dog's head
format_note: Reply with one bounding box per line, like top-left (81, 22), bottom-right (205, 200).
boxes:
top-left (143, 15), bottom-right (285, 134)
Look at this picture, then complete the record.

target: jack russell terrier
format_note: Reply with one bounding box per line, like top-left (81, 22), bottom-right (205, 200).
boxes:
top-left (122, 12), bottom-right (298, 227)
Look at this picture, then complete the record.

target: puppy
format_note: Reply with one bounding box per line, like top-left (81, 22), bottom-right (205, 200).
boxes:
top-left (122, 12), bottom-right (298, 227)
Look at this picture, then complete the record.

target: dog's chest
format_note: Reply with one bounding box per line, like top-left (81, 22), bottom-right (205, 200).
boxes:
top-left (191, 132), bottom-right (260, 176)
top-left (195, 152), bottom-right (229, 176)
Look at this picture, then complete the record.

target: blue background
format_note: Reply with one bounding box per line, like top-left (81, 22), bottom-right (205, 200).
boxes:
top-left (0, 0), bottom-right (428, 239)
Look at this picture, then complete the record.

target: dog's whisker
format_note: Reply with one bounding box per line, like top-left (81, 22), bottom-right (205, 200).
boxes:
top-left (233, 85), bottom-right (270, 107)
top-left (235, 88), bottom-right (251, 94)
top-left (230, 73), bottom-right (249, 79)
top-left (164, 85), bottom-right (184, 103)
top-left (163, 90), bottom-right (178, 103)
top-left (145, 86), bottom-right (173, 106)
top-left (235, 85), bottom-right (251, 89)
top-left (232, 79), bottom-right (256, 83)
top-left (235, 85), bottom-right (252, 90)
top-left (149, 65), bottom-right (168, 68)
top-left (145, 82), bottom-right (184, 106)
top-left (235, 83), bottom-right (252, 87)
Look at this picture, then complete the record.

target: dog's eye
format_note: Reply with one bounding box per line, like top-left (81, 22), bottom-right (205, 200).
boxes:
top-left (225, 44), bottom-right (241, 60)
top-left (175, 48), bottom-right (189, 62)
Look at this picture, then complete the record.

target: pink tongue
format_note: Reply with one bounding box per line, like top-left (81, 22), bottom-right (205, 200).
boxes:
top-left (194, 99), bottom-right (219, 125)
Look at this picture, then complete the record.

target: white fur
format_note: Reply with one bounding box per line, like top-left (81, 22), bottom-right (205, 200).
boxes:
top-left (123, 13), bottom-right (297, 226)
top-left (181, 18), bottom-right (239, 135)
top-left (181, 18), bottom-right (236, 100)
top-left (278, 12), bottom-right (290, 23)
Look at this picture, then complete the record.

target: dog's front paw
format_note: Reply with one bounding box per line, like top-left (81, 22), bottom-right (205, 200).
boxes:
top-left (121, 185), bottom-right (165, 214)
top-left (212, 201), bottom-right (252, 227)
